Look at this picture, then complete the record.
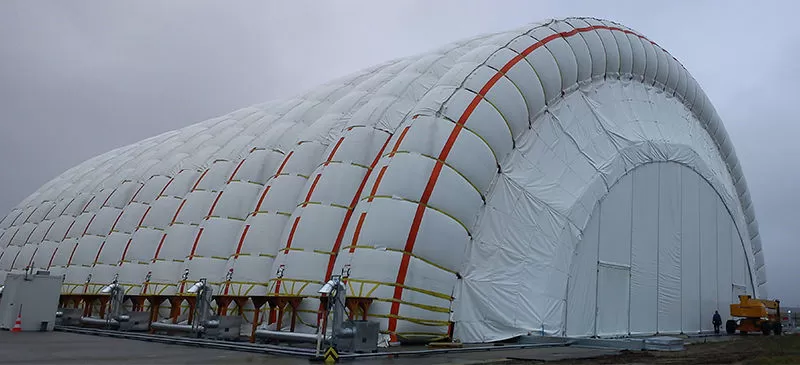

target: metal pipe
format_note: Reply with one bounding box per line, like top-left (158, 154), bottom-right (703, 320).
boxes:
top-left (341, 341), bottom-right (576, 359)
top-left (150, 321), bottom-right (203, 333)
top-left (80, 317), bottom-right (119, 328)
top-left (315, 312), bottom-right (325, 357)
top-left (255, 329), bottom-right (330, 343)
top-left (56, 325), bottom-right (318, 357)
top-left (57, 325), bottom-right (573, 360)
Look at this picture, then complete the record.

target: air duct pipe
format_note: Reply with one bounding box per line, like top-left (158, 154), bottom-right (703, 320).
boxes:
top-left (255, 329), bottom-right (331, 343)
top-left (80, 277), bottom-right (126, 329)
top-left (150, 322), bottom-right (202, 333)
top-left (150, 278), bottom-right (213, 336)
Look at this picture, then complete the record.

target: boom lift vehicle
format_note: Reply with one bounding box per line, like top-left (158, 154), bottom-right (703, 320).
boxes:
top-left (726, 295), bottom-right (783, 335)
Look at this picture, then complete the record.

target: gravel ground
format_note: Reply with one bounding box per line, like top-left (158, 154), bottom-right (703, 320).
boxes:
top-left (511, 334), bottom-right (800, 365)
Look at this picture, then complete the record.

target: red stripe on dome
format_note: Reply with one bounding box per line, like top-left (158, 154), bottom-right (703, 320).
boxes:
top-left (62, 220), bottom-right (76, 241)
top-left (23, 226), bottom-right (36, 245)
top-left (27, 246), bottom-right (39, 267)
top-left (388, 126), bottom-right (410, 158)
top-left (348, 212), bottom-right (367, 254)
top-left (66, 241), bottom-right (80, 266)
top-left (108, 210), bottom-right (125, 235)
top-left (233, 224), bottom-right (250, 258)
top-left (252, 186), bottom-right (272, 216)
top-left (119, 238), bottom-right (133, 264)
top-left (251, 150), bottom-right (294, 217)
top-left (170, 200), bottom-right (187, 224)
top-left (385, 24), bottom-right (654, 337)
top-left (301, 174), bottom-right (323, 207)
top-left (188, 228), bottom-right (204, 260)
top-left (191, 169), bottom-right (211, 191)
top-left (344, 125), bottom-right (409, 255)
top-left (282, 217), bottom-right (301, 255)
top-left (100, 188), bottom-right (117, 207)
top-left (137, 206), bottom-right (152, 228)
top-left (274, 151), bottom-right (294, 178)
top-left (228, 159), bottom-right (247, 183)
top-left (206, 191), bottom-right (224, 218)
top-left (323, 133), bottom-right (391, 280)
top-left (325, 137), bottom-right (345, 166)
top-left (128, 182), bottom-right (146, 204)
top-left (157, 173), bottom-right (179, 198)
top-left (93, 241), bottom-right (106, 265)
top-left (8, 250), bottom-right (22, 271)
top-left (273, 217), bottom-right (301, 295)
top-left (47, 246), bottom-right (59, 268)
top-left (82, 215), bottom-right (96, 236)
top-left (81, 197), bottom-right (96, 213)
top-left (152, 233), bottom-right (168, 261)
top-left (41, 221), bottom-right (56, 243)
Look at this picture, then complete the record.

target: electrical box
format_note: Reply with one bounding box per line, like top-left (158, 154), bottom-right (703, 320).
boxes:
top-left (55, 307), bottom-right (82, 326)
top-left (204, 315), bottom-right (242, 340)
top-left (0, 271), bottom-right (62, 331)
top-left (118, 311), bottom-right (152, 332)
top-left (338, 320), bottom-right (380, 353)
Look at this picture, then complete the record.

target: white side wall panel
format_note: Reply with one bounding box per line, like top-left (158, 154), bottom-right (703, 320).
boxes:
top-left (597, 265), bottom-right (630, 336)
top-left (680, 169), bottom-right (701, 333)
top-left (717, 201), bottom-right (733, 321)
top-left (699, 181), bottom-right (718, 332)
top-left (598, 175), bottom-right (632, 266)
top-left (566, 206), bottom-right (599, 337)
top-left (657, 164), bottom-right (681, 333)
top-left (732, 223), bottom-right (747, 288)
top-left (629, 164), bottom-right (658, 335)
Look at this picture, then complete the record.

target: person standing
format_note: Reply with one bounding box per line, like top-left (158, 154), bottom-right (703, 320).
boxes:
top-left (713, 310), bottom-right (722, 334)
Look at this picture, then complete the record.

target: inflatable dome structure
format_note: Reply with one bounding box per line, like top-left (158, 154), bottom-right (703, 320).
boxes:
top-left (0, 17), bottom-right (765, 342)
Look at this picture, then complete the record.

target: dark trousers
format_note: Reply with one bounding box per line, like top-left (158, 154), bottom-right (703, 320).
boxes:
top-left (714, 324), bottom-right (720, 333)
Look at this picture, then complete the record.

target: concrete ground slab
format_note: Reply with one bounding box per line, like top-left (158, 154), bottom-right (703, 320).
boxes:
top-left (505, 347), bottom-right (621, 361)
top-left (0, 331), bottom-right (300, 365)
top-left (0, 331), bottom-right (631, 365)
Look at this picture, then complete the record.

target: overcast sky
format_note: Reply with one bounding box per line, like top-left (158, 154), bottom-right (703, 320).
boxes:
top-left (1, 1), bottom-right (797, 305)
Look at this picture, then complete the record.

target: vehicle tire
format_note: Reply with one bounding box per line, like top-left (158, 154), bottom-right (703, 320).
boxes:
top-left (761, 322), bottom-right (771, 335)
top-left (774, 322), bottom-right (783, 335)
top-left (726, 320), bottom-right (737, 335)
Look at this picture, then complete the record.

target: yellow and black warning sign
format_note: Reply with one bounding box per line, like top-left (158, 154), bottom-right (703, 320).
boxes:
top-left (323, 346), bottom-right (339, 364)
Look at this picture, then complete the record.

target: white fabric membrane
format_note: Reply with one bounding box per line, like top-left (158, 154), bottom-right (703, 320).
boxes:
top-left (0, 18), bottom-right (762, 342)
